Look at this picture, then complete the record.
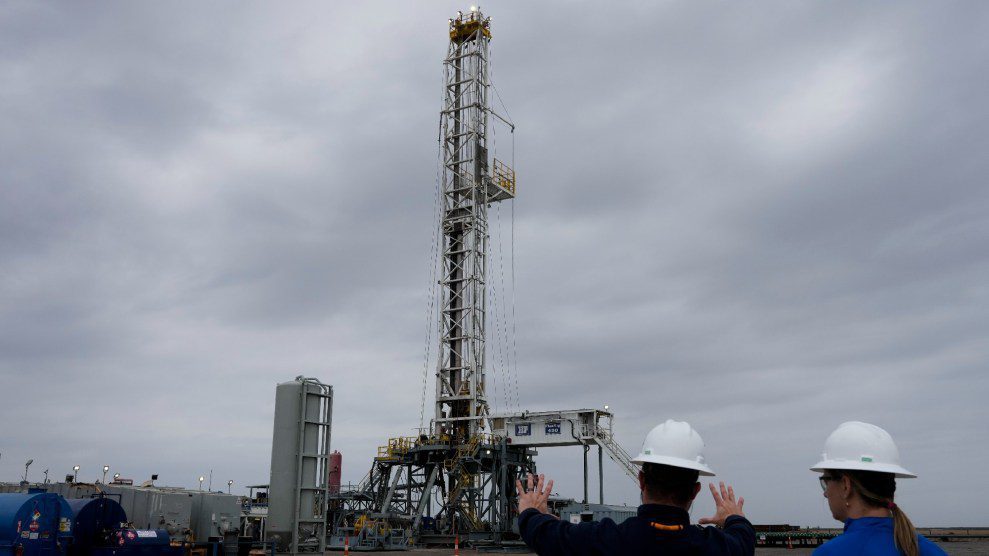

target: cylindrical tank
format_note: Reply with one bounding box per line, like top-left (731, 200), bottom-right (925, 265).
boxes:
top-left (0, 493), bottom-right (73, 556)
top-left (267, 377), bottom-right (332, 552)
top-left (267, 379), bottom-right (304, 551)
top-left (65, 497), bottom-right (128, 556)
top-left (328, 452), bottom-right (342, 494)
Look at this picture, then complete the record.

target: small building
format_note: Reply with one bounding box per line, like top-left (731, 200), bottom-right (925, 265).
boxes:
top-left (559, 503), bottom-right (636, 525)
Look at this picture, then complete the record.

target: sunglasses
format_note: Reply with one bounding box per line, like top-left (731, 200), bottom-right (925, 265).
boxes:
top-left (819, 475), bottom-right (841, 491)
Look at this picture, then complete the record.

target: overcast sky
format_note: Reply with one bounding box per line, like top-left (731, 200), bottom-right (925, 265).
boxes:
top-left (2, 1), bottom-right (987, 528)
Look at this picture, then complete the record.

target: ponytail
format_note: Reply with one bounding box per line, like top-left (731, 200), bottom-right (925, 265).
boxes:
top-left (889, 503), bottom-right (919, 556)
top-left (843, 471), bottom-right (919, 556)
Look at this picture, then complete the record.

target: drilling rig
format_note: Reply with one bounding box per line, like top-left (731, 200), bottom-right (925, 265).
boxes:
top-left (327, 8), bottom-right (533, 549)
top-left (326, 8), bottom-right (637, 550)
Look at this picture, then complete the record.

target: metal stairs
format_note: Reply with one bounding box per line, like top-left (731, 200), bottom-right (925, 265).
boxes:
top-left (594, 429), bottom-right (639, 485)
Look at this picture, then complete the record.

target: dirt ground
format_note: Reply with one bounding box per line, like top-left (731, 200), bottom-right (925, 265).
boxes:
top-left (392, 540), bottom-right (984, 555)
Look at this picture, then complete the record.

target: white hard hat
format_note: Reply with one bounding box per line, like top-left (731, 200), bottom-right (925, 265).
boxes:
top-left (631, 419), bottom-right (715, 476)
top-left (811, 421), bottom-right (916, 478)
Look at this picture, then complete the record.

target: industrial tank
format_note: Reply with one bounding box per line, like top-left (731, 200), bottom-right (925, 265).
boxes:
top-left (267, 377), bottom-right (333, 553)
top-left (0, 493), bottom-right (73, 556)
top-left (48, 483), bottom-right (100, 501)
top-left (101, 485), bottom-right (192, 537)
top-left (188, 492), bottom-right (240, 541)
top-left (65, 497), bottom-right (128, 556)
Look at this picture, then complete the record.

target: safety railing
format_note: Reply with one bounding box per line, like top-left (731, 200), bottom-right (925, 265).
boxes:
top-left (492, 158), bottom-right (516, 196)
top-left (376, 436), bottom-right (417, 460)
top-left (595, 429), bottom-right (639, 483)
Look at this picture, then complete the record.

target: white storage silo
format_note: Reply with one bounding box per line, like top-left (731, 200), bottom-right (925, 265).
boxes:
top-left (266, 377), bottom-right (333, 555)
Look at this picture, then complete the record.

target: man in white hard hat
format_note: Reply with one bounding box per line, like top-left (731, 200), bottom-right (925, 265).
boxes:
top-left (517, 419), bottom-right (754, 555)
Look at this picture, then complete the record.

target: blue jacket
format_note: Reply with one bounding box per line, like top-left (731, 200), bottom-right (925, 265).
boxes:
top-left (813, 517), bottom-right (946, 555)
top-left (518, 504), bottom-right (755, 556)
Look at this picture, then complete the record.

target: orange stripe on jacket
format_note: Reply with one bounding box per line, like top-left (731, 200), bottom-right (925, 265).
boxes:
top-left (649, 522), bottom-right (685, 532)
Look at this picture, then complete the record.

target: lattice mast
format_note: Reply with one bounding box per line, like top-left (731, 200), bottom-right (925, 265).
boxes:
top-left (435, 7), bottom-right (514, 442)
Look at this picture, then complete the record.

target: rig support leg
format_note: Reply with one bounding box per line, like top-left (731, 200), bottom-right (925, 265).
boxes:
top-left (582, 444), bottom-right (589, 504)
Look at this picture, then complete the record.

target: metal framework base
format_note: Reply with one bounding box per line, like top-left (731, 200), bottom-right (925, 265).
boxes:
top-left (328, 437), bottom-right (535, 550)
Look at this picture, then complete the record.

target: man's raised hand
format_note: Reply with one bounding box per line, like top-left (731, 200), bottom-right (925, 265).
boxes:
top-left (516, 473), bottom-right (554, 515)
top-left (698, 482), bottom-right (745, 528)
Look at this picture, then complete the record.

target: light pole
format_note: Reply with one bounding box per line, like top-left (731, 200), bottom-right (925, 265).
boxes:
top-left (72, 465), bottom-right (80, 482)
top-left (102, 465), bottom-right (110, 484)
top-left (227, 480), bottom-right (233, 494)
top-left (43, 469), bottom-right (49, 484)
top-left (198, 476), bottom-right (205, 491)
top-left (23, 459), bottom-right (33, 482)
top-left (113, 473), bottom-right (120, 483)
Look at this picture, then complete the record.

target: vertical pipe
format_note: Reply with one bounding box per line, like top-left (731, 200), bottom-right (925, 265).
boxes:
top-left (598, 445), bottom-right (604, 505)
top-left (582, 445), bottom-right (589, 505)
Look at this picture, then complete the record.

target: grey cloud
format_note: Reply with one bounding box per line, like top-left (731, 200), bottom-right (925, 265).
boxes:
top-left (1, 0), bottom-right (987, 529)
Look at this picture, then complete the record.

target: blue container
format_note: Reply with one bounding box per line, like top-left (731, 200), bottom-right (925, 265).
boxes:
top-left (0, 493), bottom-right (73, 556)
top-left (65, 498), bottom-right (128, 556)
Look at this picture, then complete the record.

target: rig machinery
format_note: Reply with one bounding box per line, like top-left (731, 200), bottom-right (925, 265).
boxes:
top-left (327, 8), bottom-right (637, 551)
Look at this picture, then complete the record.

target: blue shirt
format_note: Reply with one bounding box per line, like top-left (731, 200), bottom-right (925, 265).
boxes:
top-left (518, 503), bottom-right (755, 556)
top-left (813, 517), bottom-right (946, 555)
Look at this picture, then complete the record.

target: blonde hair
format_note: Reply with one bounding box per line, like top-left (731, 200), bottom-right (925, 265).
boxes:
top-left (840, 470), bottom-right (918, 556)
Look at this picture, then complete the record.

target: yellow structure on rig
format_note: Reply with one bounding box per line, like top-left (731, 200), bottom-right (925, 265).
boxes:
top-left (450, 8), bottom-right (492, 43)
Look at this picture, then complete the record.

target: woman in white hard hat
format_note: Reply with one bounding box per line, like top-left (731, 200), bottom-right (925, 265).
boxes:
top-left (811, 421), bottom-right (945, 556)
top-left (517, 419), bottom-right (754, 556)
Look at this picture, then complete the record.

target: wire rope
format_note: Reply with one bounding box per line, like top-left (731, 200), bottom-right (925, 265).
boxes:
top-left (492, 82), bottom-right (515, 128)
top-left (419, 64), bottom-right (449, 432)
top-left (510, 196), bottom-right (520, 410)
top-left (418, 149), bottom-right (442, 431)
top-left (487, 38), bottom-right (508, 417)
top-left (487, 235), bottom-right (505, 416)
top-left (495, 203), bottom-right (514, 412)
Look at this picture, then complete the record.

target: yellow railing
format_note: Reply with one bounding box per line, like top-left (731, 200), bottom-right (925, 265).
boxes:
top-left (354, 514), bottom-right (392, 536)
top-left (449, 14), bottom-right (491, 43)
top-left (452, 469), bottom-right (480, 529)
top-left (457, 435), bottom-right (481, 459)
top-left (377, 432), bottom-right (502, 461)
top-left (375, 436), bottom-right (417, 460)
top-left (493, 159), bottom-right (515, 196)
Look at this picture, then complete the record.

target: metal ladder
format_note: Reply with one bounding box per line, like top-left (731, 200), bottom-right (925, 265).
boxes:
top-left (291, 378), bottom-right (333, 554)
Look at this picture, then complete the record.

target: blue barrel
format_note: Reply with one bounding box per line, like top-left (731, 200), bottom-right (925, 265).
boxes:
top-left (65, 498), bottom-right (128, 556)
top-left (0, 493), bottom-right (73, 556)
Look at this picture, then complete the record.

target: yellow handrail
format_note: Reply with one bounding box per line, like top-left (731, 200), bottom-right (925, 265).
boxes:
top-left (375, 436), bottom-right (418, 459)
top-left (493, 159), bottom-right (515, 195)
